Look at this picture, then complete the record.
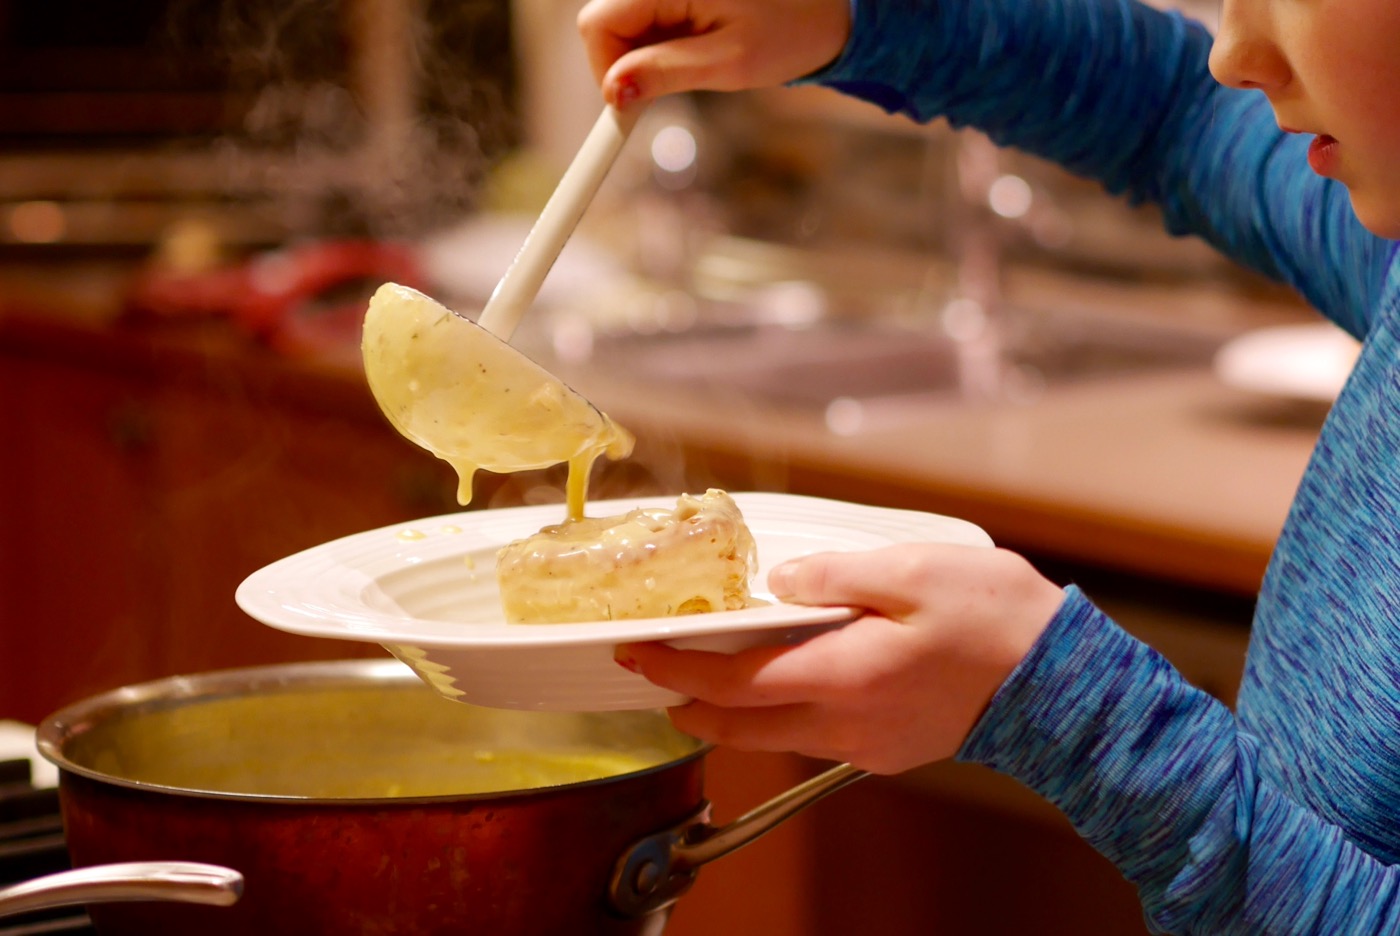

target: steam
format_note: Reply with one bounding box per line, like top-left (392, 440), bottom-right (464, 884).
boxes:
top-left (165, 0), bottom-right (517, 239)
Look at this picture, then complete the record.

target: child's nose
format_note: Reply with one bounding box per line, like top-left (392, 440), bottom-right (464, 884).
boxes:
top-left (1208, 2), bottom-right (1290, 93)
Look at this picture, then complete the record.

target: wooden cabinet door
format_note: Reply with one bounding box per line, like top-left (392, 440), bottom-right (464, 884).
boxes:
top-left (0, 339), bottom-right (464, 719)
top-left (150, 379), bottom-right (461, 676)
top-left (0, 356), bottom-right (164, 722)
top-left (661, 750), bottom-right (821, 936)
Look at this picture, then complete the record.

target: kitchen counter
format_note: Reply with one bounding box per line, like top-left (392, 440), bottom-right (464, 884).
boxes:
top-left (557, 235), bottom-right (1324, 598)
top-left (558, 362), bottom-right (1320, 597)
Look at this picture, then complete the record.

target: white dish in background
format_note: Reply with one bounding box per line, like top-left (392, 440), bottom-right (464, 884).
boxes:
top-left (1214, 323), bottom-right (1360, 403)
top-left (236, 492), bottom-right (992, 712)
top-left (0, 721), bottom-right (57, 788)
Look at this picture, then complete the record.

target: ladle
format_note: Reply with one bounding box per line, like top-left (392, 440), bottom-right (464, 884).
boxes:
top-left (361, 104), bottom-right (643, 511)
top-left (477, 103), bottom-right (643, 341)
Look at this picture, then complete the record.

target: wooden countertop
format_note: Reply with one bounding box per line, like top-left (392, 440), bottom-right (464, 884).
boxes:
top-left (1, 265), bottom-right (1322, 598)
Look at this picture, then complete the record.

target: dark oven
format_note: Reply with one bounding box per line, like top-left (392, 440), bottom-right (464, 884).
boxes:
top-left (0, 758), bottom-right (93, 935)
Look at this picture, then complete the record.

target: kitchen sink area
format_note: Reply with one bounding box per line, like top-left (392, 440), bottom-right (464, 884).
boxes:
top-left (581, 304), bottom-right (1223, 412)
top-left (548, 245), bottom-right (1242, 435)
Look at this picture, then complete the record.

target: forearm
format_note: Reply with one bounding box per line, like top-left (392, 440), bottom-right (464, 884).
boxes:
top-left (959, 589), bottom-right (1400, 933)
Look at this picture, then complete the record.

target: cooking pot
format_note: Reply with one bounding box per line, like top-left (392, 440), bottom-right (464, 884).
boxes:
top-left (12, 659), bottom-right (863, 935)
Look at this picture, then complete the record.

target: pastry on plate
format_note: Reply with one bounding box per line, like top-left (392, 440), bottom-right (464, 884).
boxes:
top-left (497, 489), bottom-right (757, 623)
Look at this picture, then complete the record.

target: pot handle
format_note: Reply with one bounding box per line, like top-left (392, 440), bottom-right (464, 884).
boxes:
top-left (610, 762), bottom-right (868, 917)
top-left (0, 861), bottom-right (243, 920)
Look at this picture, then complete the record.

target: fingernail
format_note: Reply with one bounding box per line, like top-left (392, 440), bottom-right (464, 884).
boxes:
top-left (614, 649), bottom-right (641, 673)
top-left (613, 77), bottom-right (640, 107)
top-left (769, 561), bottom-right (797, 599)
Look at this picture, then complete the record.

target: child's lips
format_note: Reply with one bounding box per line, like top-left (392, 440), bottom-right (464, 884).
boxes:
top-left (1307, 133), bottom-right (1341, 177)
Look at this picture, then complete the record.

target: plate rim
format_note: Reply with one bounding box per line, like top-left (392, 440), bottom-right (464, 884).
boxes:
top-left (235, 492), bottom-right (991, 649)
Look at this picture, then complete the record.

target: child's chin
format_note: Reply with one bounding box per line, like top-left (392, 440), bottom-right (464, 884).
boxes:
top-left (1347, 190), bottom-right (1400, 240)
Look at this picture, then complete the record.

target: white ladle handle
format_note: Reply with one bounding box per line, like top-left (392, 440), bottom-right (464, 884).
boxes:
top-left (476, 103), bottom-right (645, 341)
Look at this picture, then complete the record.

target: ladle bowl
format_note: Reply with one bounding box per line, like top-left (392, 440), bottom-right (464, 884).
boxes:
top-left (360, 104), bottom-right (643, 508)
top-left (361, 282), bottom-right (634, 505)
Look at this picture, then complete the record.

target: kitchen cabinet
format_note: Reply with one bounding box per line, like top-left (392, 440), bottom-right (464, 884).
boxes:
top-left (1, 355), bottom-right (164, 719)
top-left (807, 764), bottom-right (1153, 935)
top-left (0, 315), bottom-right (464, 723)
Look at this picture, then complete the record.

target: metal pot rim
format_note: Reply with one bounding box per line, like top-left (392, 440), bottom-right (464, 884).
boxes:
top-left (36, 658), bottom-right (709, 805)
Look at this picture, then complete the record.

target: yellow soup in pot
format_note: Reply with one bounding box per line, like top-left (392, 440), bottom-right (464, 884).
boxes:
top-left (61, 684), bottom-right (702, 799)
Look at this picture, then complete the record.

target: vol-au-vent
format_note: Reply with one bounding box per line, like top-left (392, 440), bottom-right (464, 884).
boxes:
top-left (497, 489), bottom-right (757, 624)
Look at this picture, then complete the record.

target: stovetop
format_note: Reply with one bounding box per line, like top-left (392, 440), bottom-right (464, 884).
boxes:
top-left (0, 758), bottom-right (96, 935)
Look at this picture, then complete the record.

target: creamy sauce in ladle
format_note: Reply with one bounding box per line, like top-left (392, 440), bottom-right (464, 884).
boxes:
top-left (362, 283), bottom-right (633, 520)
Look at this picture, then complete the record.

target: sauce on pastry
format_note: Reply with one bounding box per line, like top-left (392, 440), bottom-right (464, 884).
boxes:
top-left (497, 490), bottom-right (756, 623)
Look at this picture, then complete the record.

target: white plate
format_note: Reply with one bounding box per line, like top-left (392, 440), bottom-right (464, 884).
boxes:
top-left (236, 492), bottom-right (992, 711)
top-left (1214, 323), bottom-right (1360, 403)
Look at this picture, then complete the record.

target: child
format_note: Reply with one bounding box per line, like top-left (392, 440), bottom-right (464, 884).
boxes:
top-left (580, 0), bottom-right (1400, 931)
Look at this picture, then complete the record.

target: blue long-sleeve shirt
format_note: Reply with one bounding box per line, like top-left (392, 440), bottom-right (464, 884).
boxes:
top-left (807, 1), bottom-right (1400, 932)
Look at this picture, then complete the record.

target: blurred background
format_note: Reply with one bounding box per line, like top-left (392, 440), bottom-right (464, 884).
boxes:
top-left (0, 1), bottom-right (1344, 933)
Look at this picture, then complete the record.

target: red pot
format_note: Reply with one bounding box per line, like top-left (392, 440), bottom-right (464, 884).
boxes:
top-left (23, 660), bottom-right (863, 935)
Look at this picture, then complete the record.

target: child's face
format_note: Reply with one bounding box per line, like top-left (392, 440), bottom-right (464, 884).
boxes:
top-left (1210, 0), bottom-right (1400, 238)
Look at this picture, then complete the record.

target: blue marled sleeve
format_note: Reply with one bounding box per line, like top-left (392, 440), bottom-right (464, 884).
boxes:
top-left (802, 0), bottom-right (1394, 338)
top-left (958, 588), bottom-right (1400, 934)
